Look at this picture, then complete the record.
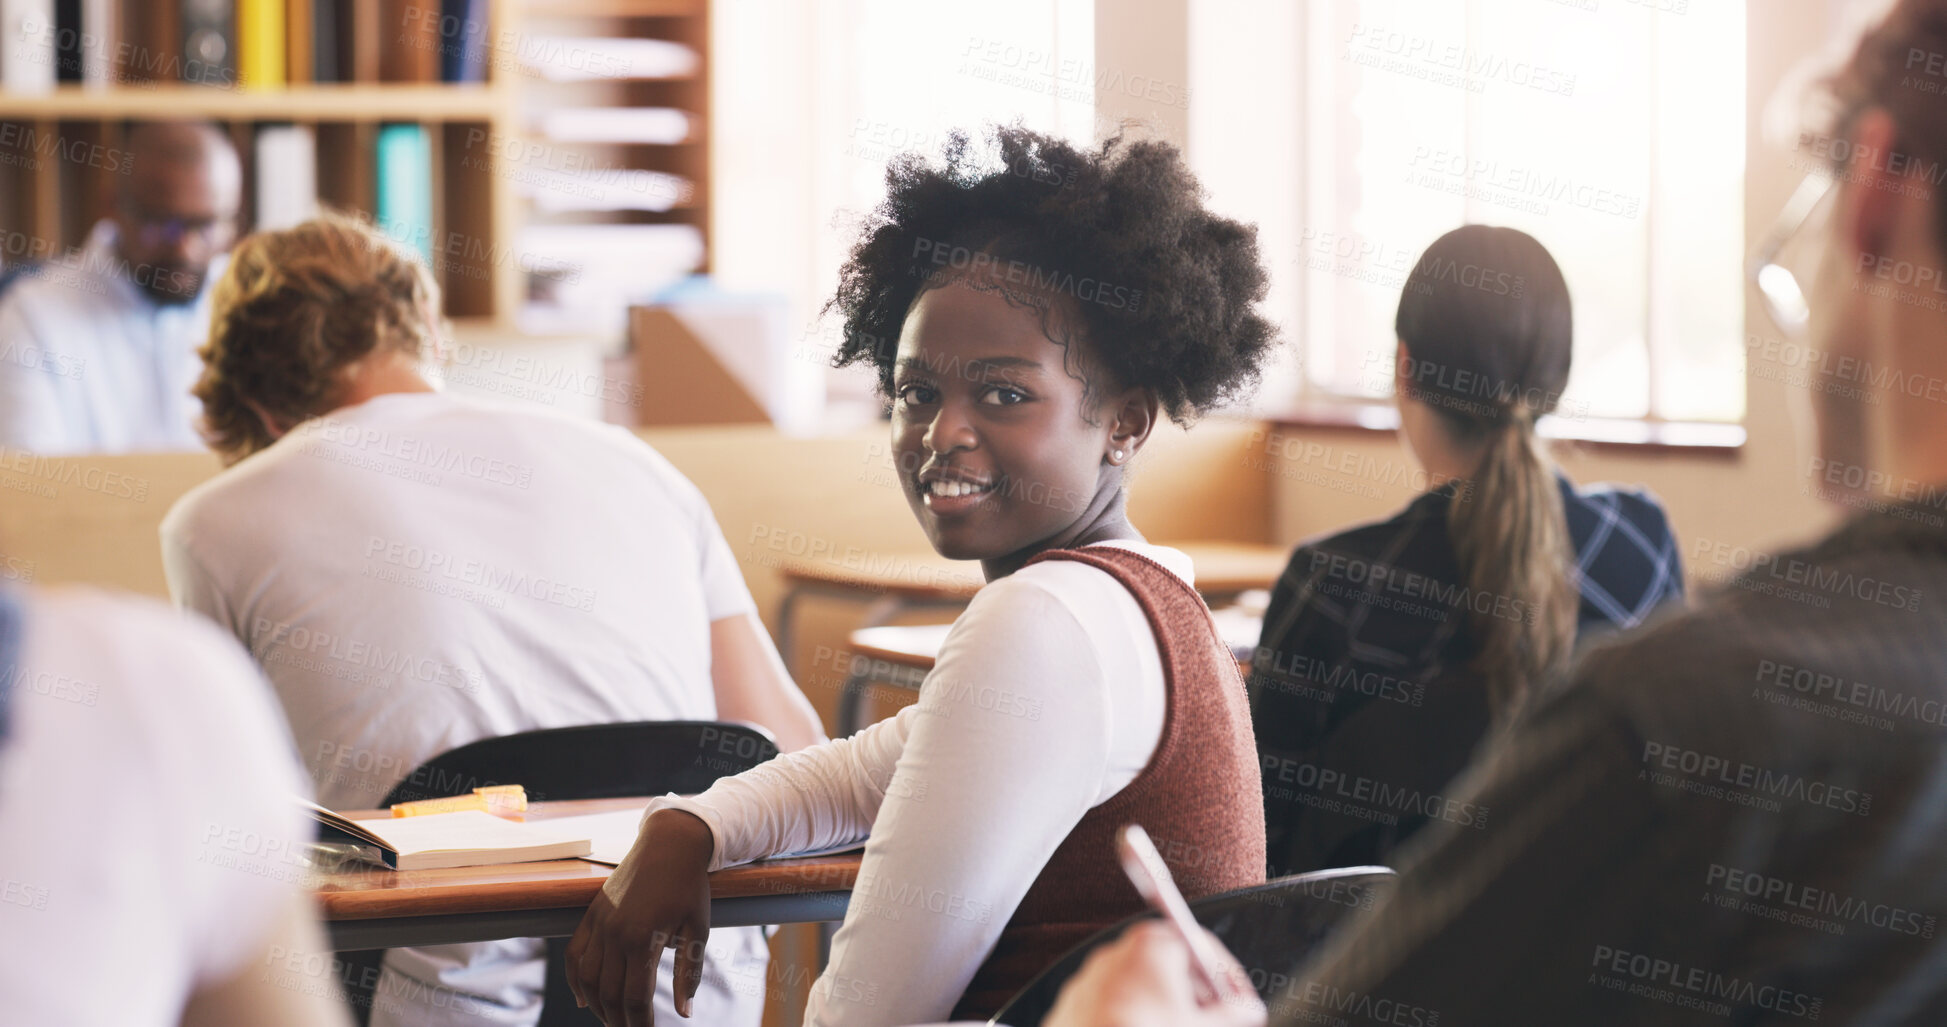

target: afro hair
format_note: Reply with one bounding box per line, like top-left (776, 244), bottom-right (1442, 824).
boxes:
top-left (824, 125), bottom-right (1278, 425)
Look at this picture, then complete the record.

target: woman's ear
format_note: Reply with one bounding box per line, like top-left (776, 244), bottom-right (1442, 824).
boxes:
top-left (1105, 389), bottom-right (1160, 465)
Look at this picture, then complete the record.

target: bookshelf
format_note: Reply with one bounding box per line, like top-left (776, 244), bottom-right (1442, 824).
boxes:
top-left (513, 0), bottom-right (710, 334)
top-left (0, 0), bottom-right (711, 326)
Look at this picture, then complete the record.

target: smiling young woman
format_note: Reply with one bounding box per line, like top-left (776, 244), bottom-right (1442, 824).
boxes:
top-left (567, 125), bottom-right (1279, 1027)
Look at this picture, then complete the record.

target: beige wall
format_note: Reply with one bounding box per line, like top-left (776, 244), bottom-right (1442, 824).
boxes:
top-left (0, 417), bottom-right (1267, 725)
top-left (0, 450), bottom-right (221, 598)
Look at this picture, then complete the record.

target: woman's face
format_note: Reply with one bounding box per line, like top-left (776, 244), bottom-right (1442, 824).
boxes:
top-left (890, 277), bottom-right (1123, 563)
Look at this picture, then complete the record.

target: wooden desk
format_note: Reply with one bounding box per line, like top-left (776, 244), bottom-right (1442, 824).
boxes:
top-left (835, 608), bottom-right (1268, 735)
top-left (1172, 541), bottom-right (1295, 598)
top-left (775, 540), bottom-right (1289, 677)
top-left (317, 798), bottom-right (860, 950)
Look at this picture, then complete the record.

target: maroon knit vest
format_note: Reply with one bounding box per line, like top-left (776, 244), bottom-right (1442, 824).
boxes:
top-left (949, 546), bottom-right (1267, 1020)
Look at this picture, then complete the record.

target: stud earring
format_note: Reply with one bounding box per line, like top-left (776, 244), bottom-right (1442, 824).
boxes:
top-left (1112, 449), bottom-right (1125, 462)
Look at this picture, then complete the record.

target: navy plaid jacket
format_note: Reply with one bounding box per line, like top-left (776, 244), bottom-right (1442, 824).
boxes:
top-left (1249, 474), bottom-right (1683, 876)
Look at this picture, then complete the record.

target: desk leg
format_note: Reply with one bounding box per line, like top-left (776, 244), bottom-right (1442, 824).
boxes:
top-left (835, 594), bottom-right (921, 737)
top-left (856, 594), bottom-right (905, 632)
top-left (777, 585), bottom-right (806, 678)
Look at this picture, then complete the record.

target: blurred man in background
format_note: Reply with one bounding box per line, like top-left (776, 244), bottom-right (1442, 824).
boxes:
top-left (0, 120), bottom-right (240, 454)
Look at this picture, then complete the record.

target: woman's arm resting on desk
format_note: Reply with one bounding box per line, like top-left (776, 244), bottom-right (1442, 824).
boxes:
top-left (656, 705), bottom-right (911, 870)
top-left (567, 712), bottom-right (912, 1024)
top-left (567, 808), bottom-right (717, 1027)
top-left (710, 611), bottom-right (827, 752)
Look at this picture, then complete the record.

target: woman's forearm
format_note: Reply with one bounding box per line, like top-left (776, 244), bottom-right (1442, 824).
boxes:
top-left (649, 707), bottom-right (912, 871)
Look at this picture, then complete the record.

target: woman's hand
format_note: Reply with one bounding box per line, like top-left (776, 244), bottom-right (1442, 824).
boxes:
top-left (565, 808), bottom-right (718, 1026)
top-left (1043, 920), bottom-right (1267, 1027)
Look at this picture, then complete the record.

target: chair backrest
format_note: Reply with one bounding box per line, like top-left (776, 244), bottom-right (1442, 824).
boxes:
top-left (988, 866), bottom-right (1398, 1027)
top-left (1263, 670), bottom-right (1490, 876)
top-left (377, 720), bottom-right (780, 806)
top-left (343, 721), bottom-right (780, 1027)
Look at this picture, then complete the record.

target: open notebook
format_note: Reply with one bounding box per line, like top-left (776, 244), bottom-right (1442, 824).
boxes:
top-left (304, 800), bottom-right (592, 871)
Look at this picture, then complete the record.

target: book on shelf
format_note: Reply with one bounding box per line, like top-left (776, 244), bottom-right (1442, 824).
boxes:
top-left (237, 0), bottom-right (285, 88)
top-left (284, 0), bottom-right (311, 82)
top-left (439, 0), bottom-right (486, 83)
top-left (379, 0), bottom-right (435, 82)
top-left (0, 0), bottom-right (55, 93)
top-left (24, 0), bottom-right (117, 86)
top-left (254, 123), bottom-right (317, 231)
top-left (310, 0), bottom-right (339, 80)
top-left (0, 0), bottom-right (513, 88)
top-left (181, 0), bottom-right (236, 87)
top-left (347, 0), bottom-right (377, 82)
top-left (52, 0), bottom-right (78, 81)
top-left (121, 0), bottom-right (176, 84)
top-left (81, 0), bottom-right (115, 85)
top-left (375, 122), bottom-right (433, 265)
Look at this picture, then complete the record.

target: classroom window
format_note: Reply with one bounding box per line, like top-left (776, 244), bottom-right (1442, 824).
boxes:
top-left (713, 0), bottom-right (1095, 414)
top-left (1189, 0), bottom-right (1747, 426)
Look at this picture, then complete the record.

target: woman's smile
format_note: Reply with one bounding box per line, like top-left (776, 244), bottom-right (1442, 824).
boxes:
top-left (917, 463), bottom-right (1002, 515)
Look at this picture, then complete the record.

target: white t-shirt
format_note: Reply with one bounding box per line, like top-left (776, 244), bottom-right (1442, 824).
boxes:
top-left (0, 220), bottom-right (217, 454)
top-left (0, 587), bottom-right (311, 1027)
top-left (161, 390), bottom-right (756, 810)
top-left (160, 390), bottom-right (768, 1027)
top-left (653, 540), bottom-right (1185, 1027)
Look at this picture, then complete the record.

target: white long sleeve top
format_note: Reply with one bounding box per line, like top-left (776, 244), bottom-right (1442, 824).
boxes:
top-left (648, 540), bottom-right (1192, 1026)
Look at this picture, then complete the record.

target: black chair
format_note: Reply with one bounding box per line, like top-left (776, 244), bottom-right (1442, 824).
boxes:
top-left (987, 866), bottom-right (1398, 1027)
top-left (1257, 664), bottom-right (1489, 877)
top-left (337, 721), bottom-right (781, 1027)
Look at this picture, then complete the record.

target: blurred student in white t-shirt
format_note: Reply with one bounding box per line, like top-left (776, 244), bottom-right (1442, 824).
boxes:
top-left (159, 213), bottom-right (824, 1027)
top-left (0, 585), bottom-right (352, 1027)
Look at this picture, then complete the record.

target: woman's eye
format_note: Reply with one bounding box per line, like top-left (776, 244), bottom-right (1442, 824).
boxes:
top-left (980, 386), bottom-right (1027, 406)
top-left (897, 383), bottom-right (939, 406)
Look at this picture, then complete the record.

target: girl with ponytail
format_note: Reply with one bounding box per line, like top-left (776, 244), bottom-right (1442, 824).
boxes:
top-left (1249, 225), bottom-right (1685, 876)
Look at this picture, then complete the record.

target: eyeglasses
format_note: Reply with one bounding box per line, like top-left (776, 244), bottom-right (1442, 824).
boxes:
top-left (122, 208), bottom-right (235, 251)
top-left (1748, 170), bottom-right (1838, 339)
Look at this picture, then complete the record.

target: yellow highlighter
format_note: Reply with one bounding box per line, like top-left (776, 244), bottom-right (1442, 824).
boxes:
top-left (390, 784), bottom-right (529, 818)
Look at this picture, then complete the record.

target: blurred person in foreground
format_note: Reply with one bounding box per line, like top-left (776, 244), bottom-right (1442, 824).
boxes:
top-left (0, 584), bottom-right (350, 1026)
top-left (1043, 1), bottom-right (1947, 1024)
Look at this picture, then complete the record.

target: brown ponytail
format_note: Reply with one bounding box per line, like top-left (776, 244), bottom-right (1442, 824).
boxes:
top-left (1395, 225), bottom-right (1578, 720)
top-left (1447, 412), bottom-right (1576, 718)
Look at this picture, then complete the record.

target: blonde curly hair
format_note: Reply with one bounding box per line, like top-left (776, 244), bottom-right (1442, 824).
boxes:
top-left (194, 211), bottom-right (439, 464)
